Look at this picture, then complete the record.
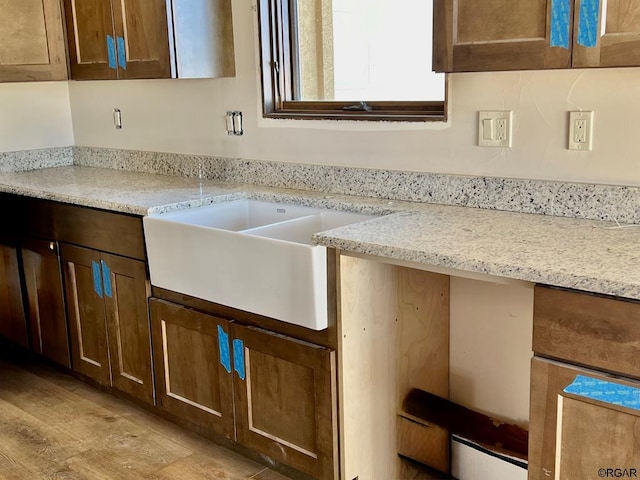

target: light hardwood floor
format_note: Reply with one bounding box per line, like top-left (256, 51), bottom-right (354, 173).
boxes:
top-left (0, 352), bottom-right (290, 480)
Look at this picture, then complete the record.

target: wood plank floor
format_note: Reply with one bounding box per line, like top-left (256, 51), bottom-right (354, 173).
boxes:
top-left (0, 352), bottom-right (290, 480)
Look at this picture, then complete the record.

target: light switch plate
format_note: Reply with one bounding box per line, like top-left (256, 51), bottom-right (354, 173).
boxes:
top-left (478, 111), bottom-right (512, 147)
top-left (568, 111), bottom-right (594, 151)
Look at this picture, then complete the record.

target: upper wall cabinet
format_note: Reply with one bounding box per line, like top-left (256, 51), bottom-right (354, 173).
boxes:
top-left (0, 0), bottom-right (68, 82)
top-left (433, 0), bottom-right (640, 72)
top-left (572, 1), bottom-right (640, 67)
top-left (63, 0), bottom-right (235, 80)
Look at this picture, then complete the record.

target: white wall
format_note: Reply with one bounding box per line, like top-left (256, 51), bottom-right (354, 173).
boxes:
top-left (68, 0), bottom-right (640, 187)
top-left (0, 82), bottom-right (74, 152)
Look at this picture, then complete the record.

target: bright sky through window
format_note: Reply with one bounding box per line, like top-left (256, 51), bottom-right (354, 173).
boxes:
top-left (295, 0), bottom-right (445, 102)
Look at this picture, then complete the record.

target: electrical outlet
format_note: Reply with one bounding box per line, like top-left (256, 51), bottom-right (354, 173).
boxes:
top-left (569, 111), bottom-right (594, 151)
top-left (496, 118), bottom-right (507, 141)
top-left (574, 119), bottom-right (587, 143)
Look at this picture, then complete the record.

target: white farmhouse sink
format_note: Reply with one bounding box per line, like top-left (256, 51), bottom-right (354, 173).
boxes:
top-left (144, 200), bottom-right (374, 330)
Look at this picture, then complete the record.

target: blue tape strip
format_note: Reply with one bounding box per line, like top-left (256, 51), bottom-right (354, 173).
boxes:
top-left (233, 339), bottom-right (245, 380)
top-left (101, 260), bottom-right (112, 298)
top-left (550, 0), bottom-right (571, 48)
top-left (564, 375), bottom-right (640, 411)
top-left (217, 326), bottom-right (231, 373)
top-left (92, 261), bottom-right (103, 298)
top-left (106, 35), bottom-right (117, 69)
top-left (116, 36), bottom-right (127, 70)
top-left (577, 0), bottom-right (600, 47)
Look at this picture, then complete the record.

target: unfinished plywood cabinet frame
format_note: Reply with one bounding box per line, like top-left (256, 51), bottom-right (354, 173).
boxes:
top-left (337, 253), bottom-right (450, 479)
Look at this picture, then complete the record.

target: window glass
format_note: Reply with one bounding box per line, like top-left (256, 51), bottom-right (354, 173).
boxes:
top-left (293, 0), bottom-right (445, 102)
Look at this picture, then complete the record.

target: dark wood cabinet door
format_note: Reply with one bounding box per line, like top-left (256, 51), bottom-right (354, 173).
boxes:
top-left (0, 244), bottom-right (28, 347)
top-left (0, 0), bottom-right (68, 82)
top-left (110, 0), bottom-right (171, 79)
top-left (22, 239), bottom-right (70, 368)
top-left (61, 244), bottom-right (111, 385)
top-left (150, 299), bottom-right (235, 439)
top-left (231, 324), bottom-right (338, 480)
top-left (63, 0), bottom-right (118, 80)
top-left (529, 357), bottom-right (640, 480)
top-left (102, 252), bottom-right (154, 405)
top-left (433, 0), bottom-right (573, 72)
top-left (573, 0), bottom-right (640, 67)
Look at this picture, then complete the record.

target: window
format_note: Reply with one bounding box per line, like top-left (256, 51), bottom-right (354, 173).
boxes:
top-left (258, 0), bottom-right (446, 121)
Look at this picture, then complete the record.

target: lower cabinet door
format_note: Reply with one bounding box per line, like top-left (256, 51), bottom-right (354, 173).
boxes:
top-left (529, 357), bottom-right (640, 480)
top-left (61, 244), bottom-right (111, 385)
top-left (102, 252), bottom-right (154, 405)
top-left (22, 239), bottom-right (70, 367)
top-left (150, 299), bottom-right (235, 439)
top-left (231, 323), bottom-right (338, 480)
top-left (0, 243), bottom-right (28, 347)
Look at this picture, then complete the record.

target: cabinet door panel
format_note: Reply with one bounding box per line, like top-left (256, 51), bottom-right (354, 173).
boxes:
top-left (150, 299), bottom-right (234, 439)
top-left (22, 239), bottom-right (70, 367)
top-left (0, 0), bottom-right (49, 65)
top-left (63, 0), bottom-right (117, 80)
top-left (0, 244), bottom-right (28, 347)
top-left (556, 394), bottom-right (640, 477)
top-left (0, 0), bottom-right (68, 81)
top-left (61, 245), bottom-right (110, 385)
top-left (232, 324), bottom-right (338, 480)
top-left (111, 0), bottom-right (171, 79)
top-left (573, 0), bottom-right (640, 67)
top-left (249, 350), bottom-right (317, 452)
top-left (434, 0), bottom-right (572, 72)
top-left (103, 253), bottom-right (154, 405)
top-left (529, 357), bottom-right (640, 480)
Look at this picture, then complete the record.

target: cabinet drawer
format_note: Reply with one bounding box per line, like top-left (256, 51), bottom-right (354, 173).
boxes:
top-left (533, 286), bottom-right (640, 378)
top-left (23, 198), bottom-right (145, 260)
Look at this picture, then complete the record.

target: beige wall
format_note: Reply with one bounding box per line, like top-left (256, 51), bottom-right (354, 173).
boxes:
top-left (67, 0), bottom-right (640, 187)
top-left (450, 278), bottom-right (534, 425)
top-left (0, 82), bottom-right (73, 152)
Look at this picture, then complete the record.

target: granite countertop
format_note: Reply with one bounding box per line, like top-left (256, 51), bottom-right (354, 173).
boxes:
top-left (0, 166), bottom-right (244, 215)
top-left (1, 165), bottom-right (638, 301)
top-left (313, 206), bottom-right (640, 301)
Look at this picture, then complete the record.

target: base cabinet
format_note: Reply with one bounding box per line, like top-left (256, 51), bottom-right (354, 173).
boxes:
top-left (62, 244), bottom-right (153, 404)
top-left (150, 298), bottom-right (338, 480)
top-left (530, 286), bottom-right (640, 480)
top-left (0, 243), bottom-right (28, 347)
top-left (21, 239), bottom-right (70, 367)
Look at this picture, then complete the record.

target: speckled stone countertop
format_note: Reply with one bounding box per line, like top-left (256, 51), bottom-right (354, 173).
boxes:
top-left (313, 207), bottom-right (640, 301)
top-left (1, 165), bottom-right (638, 301)
top-left (0, 166), bottom-right (244, 215)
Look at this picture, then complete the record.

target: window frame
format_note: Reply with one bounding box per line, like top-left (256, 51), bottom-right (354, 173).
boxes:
top-left (257, 0), bottom-right (447, 122)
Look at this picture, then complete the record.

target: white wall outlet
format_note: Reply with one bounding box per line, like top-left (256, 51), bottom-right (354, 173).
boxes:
top-left (568, 111), bottom-right (594, 151)
top-left (478, 111), bottom-right (512, 147)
